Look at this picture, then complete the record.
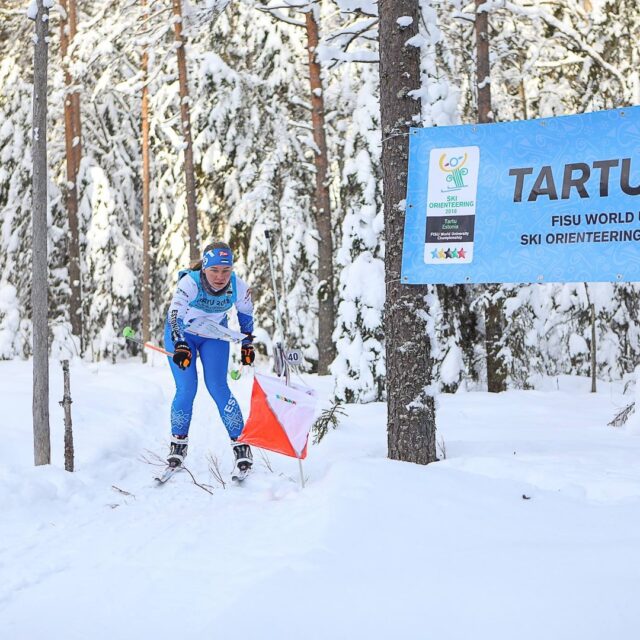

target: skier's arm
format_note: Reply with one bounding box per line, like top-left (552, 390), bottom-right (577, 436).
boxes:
top-left (167, 275), bottom-right (198, 343)
top-left (235, 278), bottom-right (254, 345)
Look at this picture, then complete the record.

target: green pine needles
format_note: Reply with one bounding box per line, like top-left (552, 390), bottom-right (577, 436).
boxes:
top-left (312, 400), bottom-right (347, 444)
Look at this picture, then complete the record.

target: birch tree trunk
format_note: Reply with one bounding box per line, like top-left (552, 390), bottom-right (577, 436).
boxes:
top-left (141, 0), bottom-right (151, 363)
top-left (172, 0), bottom-right (199, 261)
top-left (475, 1), bottom-right (506, 392)
top-left (32, 0), bottom-right (51, 466)
top-left (60, 0), bottom-right (83, 345)
top-left (380, 0), bottom-right (436, 465)
top-left (304, 4), bottom-right (335, 375)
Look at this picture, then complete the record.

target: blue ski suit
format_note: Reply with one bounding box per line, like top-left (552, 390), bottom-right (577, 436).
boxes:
top-left (164, 269), bottom-right (254, 440)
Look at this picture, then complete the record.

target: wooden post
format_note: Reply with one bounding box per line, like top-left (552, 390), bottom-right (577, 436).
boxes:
top-left (61, 360), bottom-right (75, 471)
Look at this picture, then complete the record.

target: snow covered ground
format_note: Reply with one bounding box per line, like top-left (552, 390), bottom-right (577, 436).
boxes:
top-left (1, 357), bottom-right (640, 639)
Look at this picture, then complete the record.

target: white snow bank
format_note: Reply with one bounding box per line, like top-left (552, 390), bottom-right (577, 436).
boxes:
top-left (1, 360), bottom-right (639, 639)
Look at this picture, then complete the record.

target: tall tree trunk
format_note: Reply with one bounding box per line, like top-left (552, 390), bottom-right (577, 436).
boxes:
top-left (172, 0), bottom-right (199, 261)
top-left (484, 291), bottom-right (506, 391)
top-left (68, 0), bottom-right (82, 172)
top-left (32, 0), bottom-right (51, 466)
top-left (380, 0), bottom-right (436, 465)
top-left (475, 1), bottom-right (505, 392)
top-left (60, 0), bottom-right (83, 346)
top-left (475, 0), bottom-right (493, 124)
top-left (141, 0), bottom-right (151, 363)
top-left (304, 4), bottom-right (335, 375)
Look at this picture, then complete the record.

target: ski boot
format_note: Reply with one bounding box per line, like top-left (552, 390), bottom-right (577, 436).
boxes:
top-left (167, 435), bottom-right (188, 468)
top-left (231, 441), bottom-right (253, 481)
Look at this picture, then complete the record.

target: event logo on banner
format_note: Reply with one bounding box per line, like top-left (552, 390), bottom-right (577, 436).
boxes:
top-left (425, 147), bottom-right (479, 264)
top-left (401, 107), bottom-right (640, 284)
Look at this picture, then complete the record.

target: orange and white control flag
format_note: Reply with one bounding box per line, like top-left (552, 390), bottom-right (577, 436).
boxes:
top-left (238, 373), bottom-right (318, 459)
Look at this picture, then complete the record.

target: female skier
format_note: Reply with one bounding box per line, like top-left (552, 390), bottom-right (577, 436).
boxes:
top-left (164, 241), bottom-right (255, 478)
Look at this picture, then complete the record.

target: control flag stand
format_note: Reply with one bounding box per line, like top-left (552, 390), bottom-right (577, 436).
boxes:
top-left (238, 230), bottom-right (317, 488)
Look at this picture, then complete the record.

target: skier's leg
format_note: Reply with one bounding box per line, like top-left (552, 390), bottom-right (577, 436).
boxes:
top-left (164, 323), bottom-right (199, 438)
top-left (199, 338), bottom-right (245, 441)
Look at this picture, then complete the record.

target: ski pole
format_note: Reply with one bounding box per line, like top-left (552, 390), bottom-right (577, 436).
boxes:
top-left (265, 230), bottom-right (290, 384)
top-left (122, 326), bottom-right (174, 357)
top-left (264, 229), bottom-right (286, 340)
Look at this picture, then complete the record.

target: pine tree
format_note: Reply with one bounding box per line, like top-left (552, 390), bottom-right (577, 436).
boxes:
top-left (60, 0), bottom-right (83, 344)
top-left (171, 0), bottom-right (199, 261)
top-left (303, 2), bottom-right (336, 375)
top-left (191, 1), bottom-right (319, 367)
top-left (69, 0), bottom-right (145, 359)
top-left (326, 1), bottom-right (386, 402)
top-left (381, 0), bottom-right (436, 464)
top-left (0, 52), bottom-right (35, 358)
top-left (141, 0), bottom-right (152, 363)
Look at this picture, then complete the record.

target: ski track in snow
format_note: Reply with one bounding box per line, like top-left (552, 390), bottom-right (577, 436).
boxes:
top-left (1, 361), bottom-right (640, 639)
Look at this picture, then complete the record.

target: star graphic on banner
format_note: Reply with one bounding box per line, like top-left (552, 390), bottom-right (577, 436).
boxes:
top-left (431, 248), bottom-right (439, 259)
top-left (451, 248), bottom-right (459, 259)
top-left (444, 248), bottom-right (452, 259)
top-left (438, 249), bottom-right (445, 259)
top-left (458, 247), bottom-right (466, 259)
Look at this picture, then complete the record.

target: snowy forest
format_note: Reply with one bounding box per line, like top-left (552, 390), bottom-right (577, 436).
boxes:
top-left (3, 3), bottom-right (640, 637)
top-left (2, 0), bottom-right (640, 402)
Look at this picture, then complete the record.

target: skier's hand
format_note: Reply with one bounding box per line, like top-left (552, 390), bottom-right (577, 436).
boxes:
top-left (241, 343), bottom-right (255, 366)
top-left (173, 341), bottom-right (192, 370)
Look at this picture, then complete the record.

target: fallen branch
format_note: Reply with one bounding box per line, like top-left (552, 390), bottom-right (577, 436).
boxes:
top-left (207, 453), bottom-right (227, 489)
top-left (111, 485), bottom-right (135, 498)
top-left (180, 466), bottom-right (215, 495)
top-left (609, 402), bottom-right (635, 428)
top-left (140, 449), bottom-right (166, 467)
top-left (141, 450), bottom-right (215, 494)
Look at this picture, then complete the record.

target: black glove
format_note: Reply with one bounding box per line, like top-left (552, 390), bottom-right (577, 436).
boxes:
top-left (241, 343), bottom-right (255, 366)
top-left (173, 341), bottom-right (192, 370)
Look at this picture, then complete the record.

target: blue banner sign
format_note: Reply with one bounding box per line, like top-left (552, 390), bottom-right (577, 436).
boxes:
top-left (401, 107), bottom-right (640, 284)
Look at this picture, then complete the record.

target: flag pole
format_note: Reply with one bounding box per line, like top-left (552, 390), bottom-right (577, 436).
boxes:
top-left (265, 230), bottom-right (304, 488)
